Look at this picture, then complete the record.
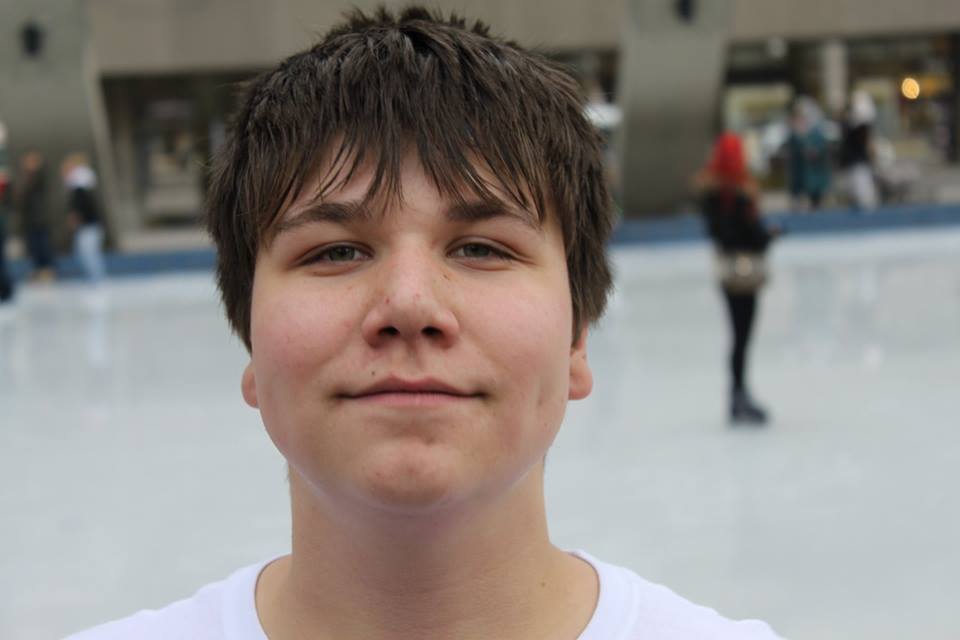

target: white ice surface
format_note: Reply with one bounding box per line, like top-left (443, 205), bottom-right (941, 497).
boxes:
top-left (2, 227), bottom-right (958, 639)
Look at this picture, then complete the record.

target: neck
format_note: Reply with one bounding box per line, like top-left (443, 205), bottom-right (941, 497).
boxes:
top-left (256, 466), bottom-right (597, 640)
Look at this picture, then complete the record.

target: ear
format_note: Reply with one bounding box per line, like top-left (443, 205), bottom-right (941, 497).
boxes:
top-left (568, 325), bottom-right (593, 400)
top-left (241, 361), bottom-right (259, 408)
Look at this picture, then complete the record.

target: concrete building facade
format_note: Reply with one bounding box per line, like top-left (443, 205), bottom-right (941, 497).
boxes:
top-left (1, 0), bottom-right (959, 250)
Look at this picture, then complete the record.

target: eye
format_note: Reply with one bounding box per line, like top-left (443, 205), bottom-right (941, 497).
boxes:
top-left (451, 242), bottom-right (512, 260)
top-left (304, 244), bottom-right (369, 264)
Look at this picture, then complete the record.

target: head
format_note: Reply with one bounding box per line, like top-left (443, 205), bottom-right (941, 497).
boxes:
top-left (21, 151), bottom-right (43, 172)
top-left (205, 7), bottom-right (615, 516)
top-left (791, 95), bottom-right (824, 134)
top-left (207, 6), bottom-right (613, 352)
top-left (706, 132), bottom-right (749, 187)
top-left (850, 90), bottom-right (876, 127)
top-left (61, 152), bottom-right (89, 178)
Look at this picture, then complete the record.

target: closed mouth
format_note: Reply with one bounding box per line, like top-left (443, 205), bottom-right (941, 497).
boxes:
top-left (340, 377), bottom-right (482, 404)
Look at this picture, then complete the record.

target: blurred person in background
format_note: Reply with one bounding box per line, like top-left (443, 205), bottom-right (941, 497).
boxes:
top-left (62, 152), bottom-right (105, 283)
top-left (0, 120), bottom-right (14, 303)
top-left (696, 132), bottom-right (780, 425)
top-left (14, 151), bottom-right (56, 282)
top-left (786, 96), bottom-right (831, 211)
top-left (840, 90), bottom-right (878, 211)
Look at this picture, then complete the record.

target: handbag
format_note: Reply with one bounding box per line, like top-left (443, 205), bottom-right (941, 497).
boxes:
top-left (715, 251), bottom-right (768, 292)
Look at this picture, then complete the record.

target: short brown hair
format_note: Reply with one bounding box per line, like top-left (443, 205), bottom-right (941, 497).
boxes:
top-left (206, 6), bottom-right (614, 350)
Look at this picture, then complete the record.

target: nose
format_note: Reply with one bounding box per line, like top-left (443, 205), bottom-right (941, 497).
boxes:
top-left (360, 246), bottom-right (460, 349)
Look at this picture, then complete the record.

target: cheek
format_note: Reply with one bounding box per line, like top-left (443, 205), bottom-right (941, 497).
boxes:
top-left (251, 282), bottom-right (356, 377)
top-left (248, 283), bottom-right (359, 447)
top-left (252, 301), bottom-right (324, 383)
top-left (476, 279), bottom-right (573, 419)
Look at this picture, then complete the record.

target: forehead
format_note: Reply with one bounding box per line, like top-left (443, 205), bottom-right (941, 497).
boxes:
top-left (266, 152), bottom-right (548, 242)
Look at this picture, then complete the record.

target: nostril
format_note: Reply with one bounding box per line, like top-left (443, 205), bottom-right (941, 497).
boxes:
top-left (422, 326), bottom-right (441, 337)
top-left (380, 326), bottom-right (400, 337)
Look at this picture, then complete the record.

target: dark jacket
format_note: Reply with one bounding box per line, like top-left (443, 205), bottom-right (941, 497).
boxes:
top-left (701, 188), bottom-right (772, 253)
top-left (840, 122), bottom-right (871, 168)
top-left (69, 187), bottom-right (101, 226)
top-left (14, 167), bottom-right (48, 230)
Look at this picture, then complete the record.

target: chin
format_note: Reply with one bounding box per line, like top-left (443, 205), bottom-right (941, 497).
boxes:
top-left (355, 441), bottom-right (470, 515)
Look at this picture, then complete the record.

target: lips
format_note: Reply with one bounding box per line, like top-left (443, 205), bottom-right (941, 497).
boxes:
top-left (339, 377), bottom-right (481, 406)
top-left (343, 376), bottom-right (477, 399)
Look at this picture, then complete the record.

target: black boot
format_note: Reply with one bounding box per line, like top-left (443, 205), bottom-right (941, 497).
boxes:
top-left (730, 390), bottom-right (768, 426)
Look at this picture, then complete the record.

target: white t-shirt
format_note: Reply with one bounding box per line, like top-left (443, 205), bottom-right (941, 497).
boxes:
top-left (66, 551), bottom-right (780, 639)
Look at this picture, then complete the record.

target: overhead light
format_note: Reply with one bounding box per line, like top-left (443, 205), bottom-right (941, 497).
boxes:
top-left (901, 77), bottom-right (920, 100)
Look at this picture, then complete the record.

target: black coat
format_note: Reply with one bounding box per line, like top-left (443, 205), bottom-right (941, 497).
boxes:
top-left (69, 186), bottom-right (101, 226)
top-left (701, 188), bottom-right (772, 253)
top-left (14, 168), bottom-right (48, 230)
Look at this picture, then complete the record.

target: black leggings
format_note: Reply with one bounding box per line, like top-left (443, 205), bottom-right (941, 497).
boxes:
top-left (722, 289), bottom-right (757, 393)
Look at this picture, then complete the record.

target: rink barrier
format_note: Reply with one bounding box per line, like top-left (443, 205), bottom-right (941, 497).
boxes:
top-left (7, 247), bottom-right (215, 281)
top-left (612, 202), bottom-right (960, 245)
top-left (4, 203), bottom-right (960, 279)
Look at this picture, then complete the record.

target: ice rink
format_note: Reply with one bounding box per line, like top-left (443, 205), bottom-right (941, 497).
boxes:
top-left (2, 227), bottom-right (958, 639)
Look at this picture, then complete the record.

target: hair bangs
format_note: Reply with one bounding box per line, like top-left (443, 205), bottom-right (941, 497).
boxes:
top-left (247, 16), bottom-right (554, 238)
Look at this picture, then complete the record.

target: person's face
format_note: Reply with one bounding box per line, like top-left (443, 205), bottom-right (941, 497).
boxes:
top-left (241, 156), bottom-right (592, 516)
top-left (60, 158), bottom-right (74, 179)
top-left (791, 112), bottom-right (805, 132)
top-left (22, 152), bottom-right (41, 171)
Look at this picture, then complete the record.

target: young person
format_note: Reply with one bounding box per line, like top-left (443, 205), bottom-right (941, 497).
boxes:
top-left (15, 151), bottom-right (56, 282)
top-left (69, 8), bottom-right (779, 639)
top-left (62, 152), bottom-right (106, 283)
top-left (696, 133), bottom-right (780, 425)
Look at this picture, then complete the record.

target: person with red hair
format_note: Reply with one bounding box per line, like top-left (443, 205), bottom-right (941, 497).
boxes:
top-left (696, 132), bottom-right (780, 425)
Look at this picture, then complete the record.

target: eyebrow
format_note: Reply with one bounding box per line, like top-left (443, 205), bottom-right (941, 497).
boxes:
top-left (269, 197), bottom-right (540, 242)
top-left (446, 200), bottom-right (540, 229)
top-left (270, 201), bottom-right (371, 240)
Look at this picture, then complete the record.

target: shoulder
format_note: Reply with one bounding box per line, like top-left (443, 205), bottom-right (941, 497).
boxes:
top-left (575, 552), bottom-right (782, 640)
top-left (64, 596), bottom-right (219, 640)
top-left (627, 573), bottom-right (780, 639)
top-left (63, 559), bottom-right (272, 640)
